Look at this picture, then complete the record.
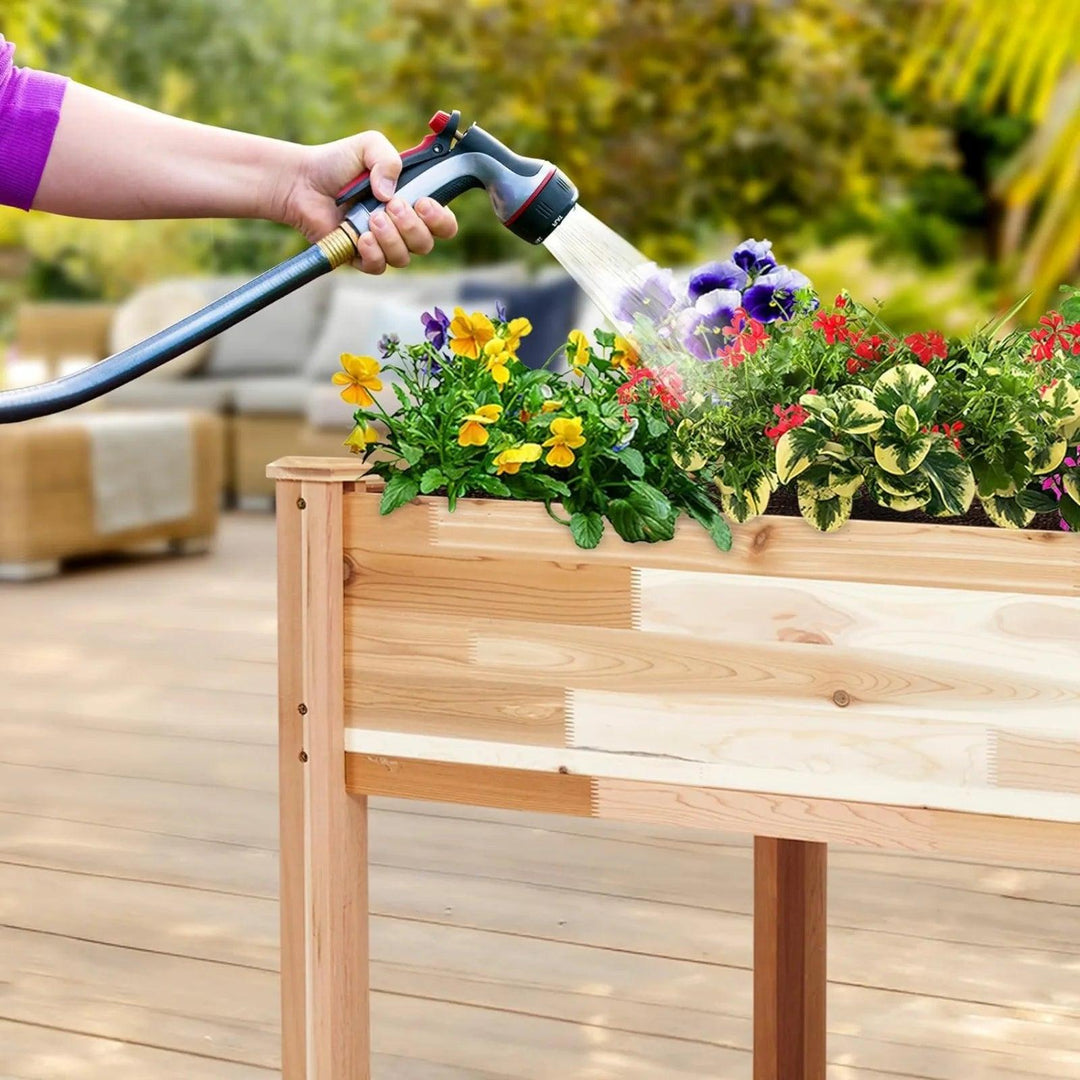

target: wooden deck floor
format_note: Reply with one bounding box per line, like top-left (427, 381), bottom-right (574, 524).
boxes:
top-left (0, 512), bottom-right (1077, 1079)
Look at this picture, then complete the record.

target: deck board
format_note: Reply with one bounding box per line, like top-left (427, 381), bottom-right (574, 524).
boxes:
top-left (0, 513), bottom-right (1077, 1079)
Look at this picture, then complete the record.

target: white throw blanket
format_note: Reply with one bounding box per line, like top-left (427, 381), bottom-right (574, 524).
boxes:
top-left (81, 411), bottom-right (195, 534)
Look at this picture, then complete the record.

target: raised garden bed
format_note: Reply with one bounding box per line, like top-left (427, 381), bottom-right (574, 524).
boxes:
top-left (271, 455), bottom-right (1080, 1080)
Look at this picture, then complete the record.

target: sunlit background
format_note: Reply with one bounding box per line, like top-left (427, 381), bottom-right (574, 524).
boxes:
top-left (2, 0), bottom-right (1078, 341)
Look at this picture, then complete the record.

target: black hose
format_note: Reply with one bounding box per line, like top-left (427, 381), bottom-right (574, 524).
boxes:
top-left (0, 244), bottom-right (333, 424)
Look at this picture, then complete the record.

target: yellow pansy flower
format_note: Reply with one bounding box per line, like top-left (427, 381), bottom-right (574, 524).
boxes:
top-left (332, 354), bottom-right (383, 406)
top-left (543, 416), bottom-right (586, 468)
top-left (449, 307), bottom-right (495, 359)
top-left (541, 400), bottom-right (564, 413)
top-left (482, 338), bottom-right (515, 386)
top-left (566, 329), bottom-right (590, 368)
top-left (502, 316), bottom-right (533, 354)
top-left (493, 442), bottom-right (542, 475)
top-left (343, 424), bottom-right (380, 455)
top-left (610, 335), bottom-right (639, 372)
top-left (457, 403), bottom-right (503, 447)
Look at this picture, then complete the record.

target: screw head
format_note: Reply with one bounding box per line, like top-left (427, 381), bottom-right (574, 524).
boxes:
top-left (298, 750), bottom-right (308, 763)
top-left (296, 497), bottom-right (306, 510)
top-left (297, 703), bottom-right (308, 715)
top-left (832, 689), bottom-right (851, 708)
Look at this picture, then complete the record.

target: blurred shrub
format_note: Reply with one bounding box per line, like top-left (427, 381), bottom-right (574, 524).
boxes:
top-left (380, 0), bottom-right (954, 263)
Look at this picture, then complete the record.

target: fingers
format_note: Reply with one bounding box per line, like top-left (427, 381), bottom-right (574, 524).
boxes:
top-left (358, 130), bottom-right (401, 202)
top-left (358, 198), bottom-right (460, 273)
top-left (416, 197), bottom-right (459, 239)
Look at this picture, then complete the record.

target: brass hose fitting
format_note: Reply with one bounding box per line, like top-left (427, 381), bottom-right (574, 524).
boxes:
top-left (316, 223), bottom-right (361, 269)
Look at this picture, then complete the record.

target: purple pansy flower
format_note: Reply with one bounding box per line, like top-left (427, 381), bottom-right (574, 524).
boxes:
top-left (688, 259), bottom-right (748, 301)
top-left (731, 238), bottom-right (777, 275)
top-left (495, 299), bottom-right (508, 322)
top-left (677, 288), bottom-right (742, 360)
top-left (421, 307), bottom-right (450, 351)
top-left (615, 266), bottom-right (681, 325)
top-left (742, 266), bottom-right (814, 323)
top-left (377, 333), bottom-right (400, 358)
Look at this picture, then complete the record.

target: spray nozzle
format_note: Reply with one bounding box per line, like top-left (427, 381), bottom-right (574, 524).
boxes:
top-left (334, 109), bottom-right (579, 245)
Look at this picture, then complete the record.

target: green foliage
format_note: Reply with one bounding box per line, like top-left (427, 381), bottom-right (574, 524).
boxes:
top-left (673, 289), bottom-right (1080, 532)
top-left (381, 0), bottom-right (941, 263)
top-left (341, 308), bottom-right (730, 551)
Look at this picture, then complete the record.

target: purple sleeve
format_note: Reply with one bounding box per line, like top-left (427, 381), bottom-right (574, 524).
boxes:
top-left (0, 36), bottom-right (69, 211)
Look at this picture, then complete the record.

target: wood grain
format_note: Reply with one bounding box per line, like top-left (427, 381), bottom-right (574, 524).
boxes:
top-left (754, 838), bottom-right (826, 1080)
top-left (993, 732), bottom-right (1080, 795)
top-left (347, 675), bottom-right (567, 746)
top-left (282, 480), bottom-right (370, 1079)
top-left (371, 492), bottom-right (1080, 596)
top-left (344, 548), bottom-right (635, 629)
top-left (594, 778), bottom-right (1080, 869)
top-left (345, 754), bottom-right (593, 816)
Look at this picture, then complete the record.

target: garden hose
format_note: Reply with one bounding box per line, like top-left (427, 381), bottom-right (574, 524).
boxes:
top-left (0, 110), bottom-right (578, 423)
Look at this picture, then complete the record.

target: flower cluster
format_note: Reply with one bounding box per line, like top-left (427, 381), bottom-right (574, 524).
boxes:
top-left (613, 239), bottom-right (814, 364)
top-left (331, 304), bottom-right (731, 552)
top-left (1028, 312), bottom-right (1080, 362)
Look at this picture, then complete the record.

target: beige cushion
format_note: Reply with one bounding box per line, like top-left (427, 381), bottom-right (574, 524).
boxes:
top-left (109, 280), bottom-right (212, 379)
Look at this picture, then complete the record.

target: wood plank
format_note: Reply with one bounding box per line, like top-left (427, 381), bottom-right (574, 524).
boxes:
top-left (276, 479), bottom-right (307, 1079)
top-left (994, 731), bottom-right (1080, 795)
top-left (570, 689), bottom-right (991, 788)
top-left (347, 675), bottom-right (567, 746)
top-left (346, 755), bottom-right (593, 816)
top-left (289, 478), bottom-right (370, 1078)
top-left (0, 1019), bottom-right (275, 1079)
top-left (343, 729), bottom-right (1080, 822)
top-left (344, 548), bottom-right (635, 629)
top-left (352, 491), bottom-right (1080, 596)
top-left (637, 567), bottom-right (1080, 676)
top-left (267, 456), bottom-right (371, 482)
top-left (753, 838), bottom-right (826, 1080)
top-left (594, 779), bottom-right (1080, 870)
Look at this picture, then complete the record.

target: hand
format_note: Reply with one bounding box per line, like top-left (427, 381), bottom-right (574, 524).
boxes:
top-left (273, 131), bottom-right (459, 273)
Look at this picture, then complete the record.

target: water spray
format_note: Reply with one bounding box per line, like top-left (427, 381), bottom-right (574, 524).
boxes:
top-left (0, 110), bottom-right (587, 424)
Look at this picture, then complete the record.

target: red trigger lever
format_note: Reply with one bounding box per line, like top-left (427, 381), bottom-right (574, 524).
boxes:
top-left (335, 111), bottom-right (459, 206)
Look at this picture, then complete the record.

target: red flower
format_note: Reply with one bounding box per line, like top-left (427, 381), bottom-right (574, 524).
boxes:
top-left (813, 311), bottom-right (849, 344)
top-left (905, 331), bottom-right (948, 366)
top-left (1066, 323), bottom-right (1080, 354)
top-left (834, 294), bottom-right (848, 309)
top-left (650, 365), bottom-right (687, 410)
top-left (853, 333), bottom-right (885, 362)
top-left (722, 308), bottom-right (768, 357)
top-left (931, 420), bottom-right (965, 452)
top-left (764, 402), bottom-right (809, 443)
top-left (1029, 312), bottom-right (1071, 360)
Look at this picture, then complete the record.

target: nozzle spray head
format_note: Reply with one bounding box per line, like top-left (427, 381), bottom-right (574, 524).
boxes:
top-left (335, 110), bottom-right (578, 245)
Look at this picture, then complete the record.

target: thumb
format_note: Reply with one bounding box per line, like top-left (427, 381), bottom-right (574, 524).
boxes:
top-left (355, 131), bottom-right (401, 202)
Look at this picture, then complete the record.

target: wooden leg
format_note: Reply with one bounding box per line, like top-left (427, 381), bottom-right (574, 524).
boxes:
top-left (753, 836), bottom-right (827, 1080)
top-left (278, 479), bottom-right (369, 1079)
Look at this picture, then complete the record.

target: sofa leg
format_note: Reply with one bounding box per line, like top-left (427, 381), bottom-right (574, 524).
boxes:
top-left (0, 559), bottom-right (61, 582)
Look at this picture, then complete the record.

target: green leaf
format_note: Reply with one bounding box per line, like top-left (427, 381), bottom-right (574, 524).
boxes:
top-left (918, 441), bottom-right (976, 517)
top-left (570, 511), bottom-right (605, 549)
top-left (893, 403), bottom-right (920, 437)
top-left (980, 494), bottom-right (1035, 530)
top-left (419, 467), bottom-right (446, 494)
top-left (686, 504), bottom-right (733, 552)
top-left (873, 430), bottom-right (932, 475)
top-left (594, 329), bottom-right (616, 348)
top-left (796, 486), bottom-right (853, 532)
top-left (836, 397), bottom-right (885, 435)
top-left (380, 472), bottom-right (420, 515)
top-left (397, 441), bottom-right (424, 468)
top-left (472, 474), bottom-right (511, 497)
top-left (1060, 494), bottom-right (1080, 530)
top-left (532, 473), bottom-right (572, 498)
top-left (608, 483), bottom-right (677, 543)
top-left (614, 446), bottom-right (646, 477)
top-left (874, 363), bottom-right (938, 420)
top-left (645, 413), bottom-right (669, 438)
top-left (1015, 488), bottom-right (1059, 513)
top-left (389, 382), bottom-right (413, 412)
top-left (775, 424), bottom-right (826, 483)
top-left (1060, 294), bottom-right (1080, 324)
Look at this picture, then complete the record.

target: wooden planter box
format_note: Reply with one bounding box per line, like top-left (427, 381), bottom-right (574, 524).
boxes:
top-left (271, 456), bottom-right (1080, 1080)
